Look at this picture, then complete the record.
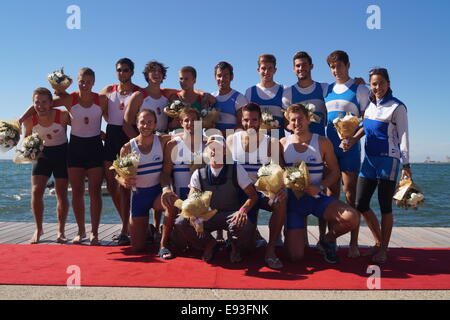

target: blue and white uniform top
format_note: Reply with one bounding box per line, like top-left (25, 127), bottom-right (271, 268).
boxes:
top-left (324, 79), bottom-right (369, 143)
top-left (172, 135), bottom-right (204, 199)
top-left (107, 84), bottom-right (141, 126)
top-left (245, 83), bottom-right (285, 138)
top-left (282, 82), bottom-right (328, 136)
top-left (283, 133), bottom-right (324, 186)
top-left (363, 93), bottom-right (409, 164)
top-left (231, 131), bottom-right (271, 182)
top-left (69, 92), bottom-right (103, 138)
top-left (130, 136), bottom-right (163, 188)
top-left (212, 89), bottom-right (248, 131)
top-left (139, 90), bottom-right (169, 132)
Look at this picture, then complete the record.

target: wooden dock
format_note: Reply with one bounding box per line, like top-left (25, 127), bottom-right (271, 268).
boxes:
top-left (0, 222), bottom-right (448, 247)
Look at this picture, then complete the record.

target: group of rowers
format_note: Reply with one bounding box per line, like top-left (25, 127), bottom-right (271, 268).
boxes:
top-left (17, 50), bottom-right (411, 268)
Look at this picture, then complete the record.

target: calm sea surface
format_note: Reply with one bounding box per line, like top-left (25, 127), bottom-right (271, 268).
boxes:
top-left (0, 160), bottom-right (448, 227)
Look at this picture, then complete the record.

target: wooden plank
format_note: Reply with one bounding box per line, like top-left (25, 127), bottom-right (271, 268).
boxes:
top-left (395, 227), bottom-right (443, 247)
top-left (422, 227), bottom-right (450, 241)
top-left (0, 222), bottom-right (27, 233)
top-left (0, 222), bottom-right (15, 231)
top-left (12, 222), bottom-right (59, 244)
top-left (0, 223), bottom-right (449, 248)
top-left (0, 223), bottom-right (36, 243)
top-left (406, 227), bottom-right (450, 247)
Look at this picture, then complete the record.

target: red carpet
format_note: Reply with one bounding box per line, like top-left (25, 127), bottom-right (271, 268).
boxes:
top-left (0, 244), bottom-right (449, 290)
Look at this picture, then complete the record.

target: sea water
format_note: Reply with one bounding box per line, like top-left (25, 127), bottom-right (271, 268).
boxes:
top-left (0, 160), bottom-right (448, 227)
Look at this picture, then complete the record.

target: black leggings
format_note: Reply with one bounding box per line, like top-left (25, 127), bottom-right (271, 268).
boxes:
top-left (355, 177), bottom-right (397, 214)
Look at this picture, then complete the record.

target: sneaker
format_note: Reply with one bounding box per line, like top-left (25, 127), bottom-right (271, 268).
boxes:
top-left (255, 228), bottom-right (267, 248)
top-left (275, 237), bottom-right (284, 248)
top-left (118, 234), bottom-right (131, 246)
top-left (319, 240), bottom-right (339, 264)
top-left (256, 239), bottom-right (268, 248)
top-left (316, 240), bottom-right (325, 254)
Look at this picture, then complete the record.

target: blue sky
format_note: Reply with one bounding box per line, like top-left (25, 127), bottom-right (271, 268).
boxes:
top-left (0, 0), bottom-right (449, 161)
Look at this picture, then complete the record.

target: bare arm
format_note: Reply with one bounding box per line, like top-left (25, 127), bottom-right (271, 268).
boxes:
top-left (320, 137), bottom-right (340, 189)
top-left (228, 184), bottom-right (258, 228)
top-left (22, 118), bottom-right (33, 137)
top-left (123, 91), bottom-right (142, 139)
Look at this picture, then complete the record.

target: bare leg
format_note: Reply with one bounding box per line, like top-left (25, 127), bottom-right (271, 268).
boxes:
top-left (68, 168), bottom-right (86, 243)
top-left (265, 196), bottom-right (286, 267)
top-left (360, 209), bottom-right (382, 256)
top-left (119, 186), bottom-right (130, 236)
top-left (318, 217), bottom-right (327, 241)
top-left (129, 216), bottom-right (150, 252)
top-left (323, 200), bottom-right (360, 242)
top-left (342, 171), bottom-right (360, 257)
top-left (104, 161), bottom-right (122, 213)
top-left (284, 229), bottom-right (306, 262)
top-left (372, 213), bottom-right (393, 264)
top-left (30, 175), bottom-right (48, 244)
top-left (87, 167), bottom-right (104, 245)
top-left (54, 178), bottom-right (69, 243)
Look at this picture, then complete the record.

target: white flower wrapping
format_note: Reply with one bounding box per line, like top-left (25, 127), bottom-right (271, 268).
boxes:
top-left (110, 151), bottom-right (141, 191)
top-left (332, 112), bottom-right (361, 140)
top-left (254, 163), bottom-right (285, 205)
top-left (260, 110), bottom-right (280, 130)
top-left (0, 120), bottom-right (21, 152)
top-left (13, 133), bottom-right (44, 164)
top-left (393, 178), bottom-right (425, 210)
top-left (164, 99), bottom-right (187, 118)
top-left (47, 67), bottom-right (72, 92)
top-left (174, 191), bottom-right (217, 233)
top-left (201, 106), bottom-right (219, 129)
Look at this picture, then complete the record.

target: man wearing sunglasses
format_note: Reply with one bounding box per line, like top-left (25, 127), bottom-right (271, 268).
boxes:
top-left (100, 58), bottom-right (142, 246)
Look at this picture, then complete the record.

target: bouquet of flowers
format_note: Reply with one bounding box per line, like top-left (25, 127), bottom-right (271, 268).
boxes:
top-left (47, 68), bottom-right (72, 94)
top-left (13, 133), bottom-right (44, 164)
top-left (304, 103), bottom-right (322, 123)
top-left (164, 99), bottom-right (187, 118)
top-left (332, 112), bottom-right (361, 140)
top-left (283, 161), bottom-right (310, 199)
top-left (260, 110), bottom-right (280, 130)
top-left (200, 106), bottom-right (220, 129)
top-left (282, 103), bottom-right (321, 123)
top-left (0, 119), bottom-right (21, 152)
top-left (254, 163), bottom-right (285, 205)
top-left (393, 177), bottom-right (425, 210)
top-left (110, 151), bottom-right (140, 191)
top-left (174, 191), bottom-right (217, 233)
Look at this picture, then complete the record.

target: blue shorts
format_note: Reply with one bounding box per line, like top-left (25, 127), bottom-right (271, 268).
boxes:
top-left (359, 155), bottom-right (400, 181)
top-left (286, 189), bottom-right (336, 230)
top-left (130, 184), bottom-right (162, 218)
top-left (244, 192), bottom-right (264, 224)
top-left (328, 130), bottom-right (361, 173)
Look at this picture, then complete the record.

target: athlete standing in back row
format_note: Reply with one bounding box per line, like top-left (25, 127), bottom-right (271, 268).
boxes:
top-left (100, 58), bottom-right (141, 246)
top-left (355, 68), bottom-right (411, 264)
top-left (324, 50), bottom-right (369, 258)
top-left (245, 54), bottom-right (285, 139)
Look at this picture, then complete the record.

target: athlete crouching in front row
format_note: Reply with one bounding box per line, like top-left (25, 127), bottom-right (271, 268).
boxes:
top-left (280, 103), bottom-right (360, 263)
top-left (117, 109), bottom-right (170, 252)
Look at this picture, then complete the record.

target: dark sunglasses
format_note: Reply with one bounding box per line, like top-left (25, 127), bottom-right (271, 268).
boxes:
top-left (116, 68), bottom-right (131, 73)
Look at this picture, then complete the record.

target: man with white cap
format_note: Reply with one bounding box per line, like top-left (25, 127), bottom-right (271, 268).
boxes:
top-left (171, 135), bottom-right (258, 264)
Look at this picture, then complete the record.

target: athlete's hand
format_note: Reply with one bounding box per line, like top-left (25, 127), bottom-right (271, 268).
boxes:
top-left (228, 210), bottom-right (248, 228)
top-left (304, 184), bottom-right (321, 197)
top-left (354, 77), bottom-right (366, 85)
top-left (274, 189), bottom-right (287, 204)
top-left (340, 137), bottom-right (357, 152)
top-left (401, 168), bottom-right (412, 180)
top-left (120, 177), bottom-right (136, 189)
top-left (161, 189), bottom-right (178, 208)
